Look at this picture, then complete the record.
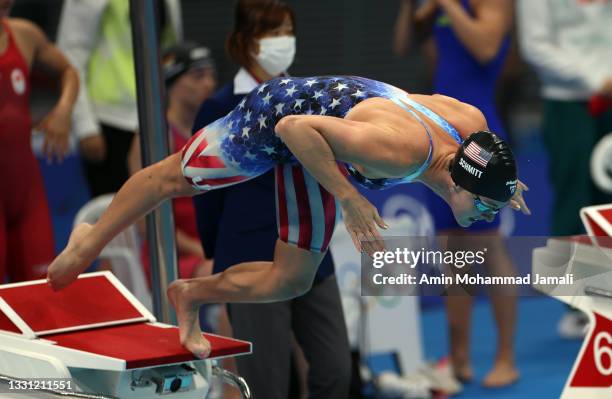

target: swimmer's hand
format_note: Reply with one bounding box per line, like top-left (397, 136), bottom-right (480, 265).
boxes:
top-left (339, 192), bottom-right (388, 256)
top-left (510, 180), bottom-right (530, 215)
top-left (35, 104), bottom-right (72, 164)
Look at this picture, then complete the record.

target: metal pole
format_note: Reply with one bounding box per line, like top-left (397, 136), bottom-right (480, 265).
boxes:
top-left (129, 0), bottom-right (178, 324)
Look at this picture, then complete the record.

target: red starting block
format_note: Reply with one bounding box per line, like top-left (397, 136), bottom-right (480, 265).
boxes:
top-left (0, 271), bottom-right (251, 398)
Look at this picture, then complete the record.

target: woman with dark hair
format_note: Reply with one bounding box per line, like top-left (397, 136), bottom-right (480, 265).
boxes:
top-left (191, 1), bottom-right (352, 397)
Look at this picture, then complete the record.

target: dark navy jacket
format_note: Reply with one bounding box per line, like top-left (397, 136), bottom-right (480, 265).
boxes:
top-left (191, 82), bottom-right (334, 281)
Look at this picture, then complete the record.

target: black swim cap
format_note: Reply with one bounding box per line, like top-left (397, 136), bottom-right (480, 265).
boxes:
top-left (450, 131), bottom-right (517, 202)
top-left (162, 42), bottom-right (215, 87)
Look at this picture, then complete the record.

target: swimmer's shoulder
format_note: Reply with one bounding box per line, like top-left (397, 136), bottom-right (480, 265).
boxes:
top-left (430, 94), bottom-right (488, 138)
top-left (6, 18), bottom-right (48, 65)
top-left (7, 18), bottom-right (46, 45)
top-left (456, 102), bottom-right (488, 136)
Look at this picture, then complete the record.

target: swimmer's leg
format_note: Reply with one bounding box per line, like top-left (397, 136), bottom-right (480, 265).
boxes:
top-left (168, 239), bottom-right (326, 358)
top-left (167, 164), bottom-right (340, 358)
top-left (48, 122), bottom-right (258, 290)
top-left (48, 152), bottom-right (198, 290)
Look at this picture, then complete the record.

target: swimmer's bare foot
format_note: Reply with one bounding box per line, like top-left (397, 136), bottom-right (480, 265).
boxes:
top-left (168, 280), bottom-right (211, 359)
top-left (482, 361), bottom-right (519, 388)
top-left (47, 223), bottom-right (96, 290)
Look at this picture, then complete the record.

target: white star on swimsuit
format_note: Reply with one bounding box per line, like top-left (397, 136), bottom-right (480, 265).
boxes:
top-left (330, 98), bottom-right (341, 109)
top-left (285, 86), bottom-right (297, 97)
top-left (262, 92), bottom-right (273, 105)
top-left (294, 99), bottom-right (305, 109)
top-left (227, 157), bottom-right (241, 168)
top-left (334, 83), bottom-right (348, 92)
top-left (257, 83), bottom-right (268, 93)
top-left (275, 102), bottom-right (285, 115)
top-left (258, 114), bottom-right (267, 129)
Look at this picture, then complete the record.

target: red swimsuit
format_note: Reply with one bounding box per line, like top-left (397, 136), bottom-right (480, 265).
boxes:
top-left (0, 20), bottom-right (54, 282)
top-left (141, 125), bottom-right (203, 281)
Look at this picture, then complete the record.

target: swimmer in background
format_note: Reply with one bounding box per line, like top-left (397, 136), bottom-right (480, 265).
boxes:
top-left (0, 0), bottom-right (78, 283)
top-left (394, 0), bottom-right (521, 388)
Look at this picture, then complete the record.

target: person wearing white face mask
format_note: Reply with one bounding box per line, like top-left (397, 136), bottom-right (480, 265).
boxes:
top-left (254, 35), bottom-right (296, 77)
top-left (190, 1), bottom-right (352, 398)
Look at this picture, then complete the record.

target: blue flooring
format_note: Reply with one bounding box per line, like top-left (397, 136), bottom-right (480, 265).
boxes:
top-left (421, 297), bottom-right (583, 399)
top-left (37, 153), bottom-right (91, 254)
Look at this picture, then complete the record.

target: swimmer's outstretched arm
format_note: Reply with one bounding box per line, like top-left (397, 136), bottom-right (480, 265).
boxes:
top-left (47, 153), bottom-right (197, 289)
top-left (275, 115), bottom-right (398, 253)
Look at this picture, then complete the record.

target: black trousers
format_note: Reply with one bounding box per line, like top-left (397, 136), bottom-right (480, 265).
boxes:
top-left (82, 124), bottom-right (135, 197)
top-left (228, 276), bottom-right (352, 399)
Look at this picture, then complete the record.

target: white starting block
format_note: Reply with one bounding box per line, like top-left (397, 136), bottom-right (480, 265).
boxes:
top-left (0, 271), bottom-right (252, 398)
top-left (532, 204), bottom-right (612, 399)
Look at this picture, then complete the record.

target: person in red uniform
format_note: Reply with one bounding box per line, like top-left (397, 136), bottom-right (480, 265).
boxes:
top-left (0, 0), bottom-right (78, 282)
top-left (128, 42), bottom-right (217, 280)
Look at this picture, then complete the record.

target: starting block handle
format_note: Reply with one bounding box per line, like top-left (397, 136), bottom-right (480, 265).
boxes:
top-left (212, 366), bottom-right (252, 399)
top-left (585, 286), bottom-right (612, 300)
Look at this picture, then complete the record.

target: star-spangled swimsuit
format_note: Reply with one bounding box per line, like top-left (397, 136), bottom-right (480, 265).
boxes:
top-left (181, 76), bottom-right (462, 253)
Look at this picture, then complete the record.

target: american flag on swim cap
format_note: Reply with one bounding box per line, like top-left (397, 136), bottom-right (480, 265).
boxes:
top-left (464, 141), bottom-right (492, 167)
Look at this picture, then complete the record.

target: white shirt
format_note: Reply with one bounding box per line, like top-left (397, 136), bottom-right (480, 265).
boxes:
top-left (233, 68), bottom-right (260, 95)
top-left (517, 0), bottom-right (612, 100)
top-left (56, 0), bottom-right (183, 138)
